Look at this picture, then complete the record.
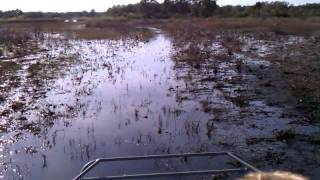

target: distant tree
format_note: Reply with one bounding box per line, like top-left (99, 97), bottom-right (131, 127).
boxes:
top-left (0, 9), bottom-right (23, 18)
top-left (192, 0), bottom-right (217, 17)
top-left (174, 0), bottom-right (191, 15)
top-left (270, 1), bottom-right (289, 17)
top-left (140, 0), bottom-right (161, 18)
top-left (24, 12), bottom-right (46, 18)
top-left (162, 0), bottom-right (175, 17)
top-left (90, 9), bottom-right (96, 17)
top-left (1, 1), bottom-right (317, 20)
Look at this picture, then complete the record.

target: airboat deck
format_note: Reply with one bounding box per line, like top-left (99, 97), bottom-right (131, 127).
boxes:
top-left (73, 151), bottom-right (260, 180)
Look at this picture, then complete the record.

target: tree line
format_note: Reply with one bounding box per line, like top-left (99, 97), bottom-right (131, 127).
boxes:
top-left (0, 1), bottom-right (319, 19)
top-left (107, 0), bottom-right (320, 18)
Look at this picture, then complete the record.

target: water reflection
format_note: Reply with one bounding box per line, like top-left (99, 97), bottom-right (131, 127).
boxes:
top-left (1, 30), bottom-right (218, 179)
top-left (0, 30), bottom-right (319, 179)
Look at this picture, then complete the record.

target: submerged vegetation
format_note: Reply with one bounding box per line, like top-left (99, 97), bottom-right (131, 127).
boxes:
top-left (266, 37), bottom-right (320, 121)
top-left (0, 29), bottom-right (37, 59)
top-left (160, 17), bottom-right (320, 122)
top-left (0, 1), bottom-right (320, 179)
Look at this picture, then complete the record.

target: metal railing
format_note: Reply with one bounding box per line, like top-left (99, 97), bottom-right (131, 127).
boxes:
top-left (73, 151), bottom-right (260, 180)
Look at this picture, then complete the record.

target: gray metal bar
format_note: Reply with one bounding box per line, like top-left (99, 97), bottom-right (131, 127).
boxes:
top-left (82, 168), bottom-right (247, 180)
top-left (73, 159), bottom-right (100, 180)
top-left (227, 152), bottom-right (261, 172)
top-left (81, 160), bottom-right (97, 173)
top-left (74, 151), bottom-right (259, 180)
top-left (97, 151), bottom-right (227, 162)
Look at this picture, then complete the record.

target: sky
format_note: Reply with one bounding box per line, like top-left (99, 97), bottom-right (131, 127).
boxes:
top-left (0, 0), bottom-right (318, 12)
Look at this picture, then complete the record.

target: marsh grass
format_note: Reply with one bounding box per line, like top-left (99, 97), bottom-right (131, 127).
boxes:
top-left (0, 19), bottom-right (156, 41)
top-left (75, 27), bottom-right (154, 40)
top-left (0, 28), bottom-right (37, 59)
top-left (267, 39), bottom-right (320, 122)
top-left (163, 17), bottom-right (320, 36)
top-left (164, 17), bottom-right (320, 122)
top-left (78, 19), bottom-right (157, 40)
top-left (0, 29), bottom-right (31, 45)
top-left (1, 17), bottom-right (320, 122)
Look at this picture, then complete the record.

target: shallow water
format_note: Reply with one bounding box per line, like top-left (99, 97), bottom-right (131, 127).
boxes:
top-left (0, 31), bottom-right (220, 180)
top-left (0, 30), bottom-right (319, 179)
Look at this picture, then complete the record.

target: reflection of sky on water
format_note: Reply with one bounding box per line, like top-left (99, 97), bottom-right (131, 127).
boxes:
top-left (1, 30), bottom-right (320, 179)
top-left (2, 31), bottom-right (218, 179)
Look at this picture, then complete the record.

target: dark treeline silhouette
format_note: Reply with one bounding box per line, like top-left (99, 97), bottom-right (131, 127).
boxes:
top-left (0, 1), bottom-right (319, 19)
top-left (107, 0), bottom-right (219, 18)
top-left (107, 0), bottom-right (320, 18)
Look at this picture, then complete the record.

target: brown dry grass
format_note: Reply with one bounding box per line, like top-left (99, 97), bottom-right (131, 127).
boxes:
top-left (2, 17), bottom-right (320, 38)
top-left (161, 17), bottom-right (320, 36)
top-left (0, 28), bottom-right (39, 59)
top-left (0, 19), bottom-right (157, 40)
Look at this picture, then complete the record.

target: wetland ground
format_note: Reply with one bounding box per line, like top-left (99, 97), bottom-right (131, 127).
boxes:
top-left (0, 18), bottom-right (320, 179)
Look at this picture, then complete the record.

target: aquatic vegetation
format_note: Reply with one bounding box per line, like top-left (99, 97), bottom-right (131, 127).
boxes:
top-left (0, 29), bottom-right (38, 59)
top-left (0, 19), bottom-right (319, 179)
top-left (275, 128), bottom-right (296, 141)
